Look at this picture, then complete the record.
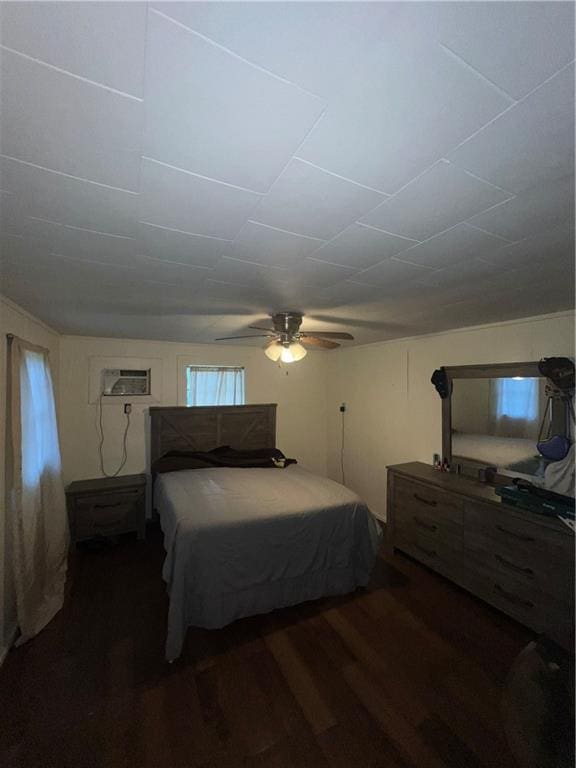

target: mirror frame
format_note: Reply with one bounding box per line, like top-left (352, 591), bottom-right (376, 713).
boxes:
top-left (442, 361), bottom-right (545, 473)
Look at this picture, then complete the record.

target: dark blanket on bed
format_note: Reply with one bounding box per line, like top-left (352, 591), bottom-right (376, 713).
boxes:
top-left (153, 446), bottom-right (297, 474)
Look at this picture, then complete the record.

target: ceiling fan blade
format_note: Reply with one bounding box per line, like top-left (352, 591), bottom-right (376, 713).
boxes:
top-left (301, 331), bottom-right (354, 340)
top-left (249, 325), bottom-right (276, 332)
top-left (300, 336), bottom-right (340, 350)
top-left (214, 334), bottom-right (274, 341)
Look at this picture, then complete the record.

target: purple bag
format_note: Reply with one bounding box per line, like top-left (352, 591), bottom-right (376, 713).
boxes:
top-left (536, 434), bottom-right (571, 462)
top-left (537, 395), bottom-right (572, 462)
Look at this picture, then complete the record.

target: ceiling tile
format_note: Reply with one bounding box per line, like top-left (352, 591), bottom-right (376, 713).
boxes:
top-left (152, 2), bottom-right (397, 98)
top-left (144, 10), bottom-right (324, 192)
top-left (0, 49), bottom-right (143, 190)
top-left (128, 254), bottom-right (211, 287)
top-left (0, 155), bottom-right (138, 236)
top-left (291, 258), bottom-right (356, 287)
top-left (395, 222), bottom-right (510, 269)
top-left (252, 159), bottom-right (386, 240)
top-left (415, 258), bottom-right (501, 290)
top-left (352, 257), bottom-right (432, 289)
top-left (481, 224), bottom-right (575, 271)
top-left (449, 64), bottom-right (575, 193)
top-left (468, 175), bottom-right (575, 242)
top-left (48, 226), bottom-right (138, 267)
top-left (139, 158), bottom-right (261, 240)
top-left (209, 257), bottom-right (289, 289)
top-left (312, 223), bottom-right (417, 269)
top-left (0, 1), bottom-right (147, 97)
top-left (360, 161), bottom-right (511, 241)
top-left (436, 2), bottom-right (574, 99)
top-left (137, 222), bottom-right (229, 268)
top-left (297, 40), bottom-right (511, 193)
top-left (228, 220), bottom-right (323, 268)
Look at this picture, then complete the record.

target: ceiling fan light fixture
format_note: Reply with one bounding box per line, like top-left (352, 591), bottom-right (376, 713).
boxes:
top-left (280, 342), bottom-right (307, 363)
top-left (264, 340), bottom-right (307, 363)
top-left (264, 342), bottom-right (283, 362)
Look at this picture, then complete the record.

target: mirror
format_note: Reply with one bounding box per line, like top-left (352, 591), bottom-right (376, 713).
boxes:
top-left (451, 376), bottom-right (548, 477)
top-left (441, 362), bottom-right (567, 482)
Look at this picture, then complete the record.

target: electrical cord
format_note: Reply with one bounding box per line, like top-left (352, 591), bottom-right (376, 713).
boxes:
top-left (341, 409), bottom-right (346, 486)
top-left (98, 391), bottom-right (130, 478)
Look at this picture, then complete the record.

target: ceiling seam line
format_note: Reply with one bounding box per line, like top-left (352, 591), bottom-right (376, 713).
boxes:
top-left (141, 156), bottom-right (265, 195)
top-left (0, 44), bottom-right (143, 102)
top-left (149, 8), bottom-right (324, 102)
top-left (245, 220), bottom-right (327, 242)
top-left (0, 154), bottom-right (140, 195)
top-left (445, 58), bottom-right (576, 158)
top-left (138, 220), bottom-right (233, 242)
top-left (291, 157), bottom-right (392, 196)
top-left (439, 42), bottom-right (518, 104)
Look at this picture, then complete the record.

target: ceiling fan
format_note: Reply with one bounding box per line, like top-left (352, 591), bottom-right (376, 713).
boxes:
top-left (215, 312), bottom-right (354, 363)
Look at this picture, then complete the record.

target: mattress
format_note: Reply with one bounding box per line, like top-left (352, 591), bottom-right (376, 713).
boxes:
top-left (154, 465), bottom-right (381, 660)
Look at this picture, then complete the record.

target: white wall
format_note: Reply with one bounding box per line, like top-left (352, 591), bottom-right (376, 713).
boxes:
top-left (326, 311), bottom-right (575, 521)
top-left (59, 336), bottom-right (330, 485)
top-left (0, 296), bottom-right (61, 661)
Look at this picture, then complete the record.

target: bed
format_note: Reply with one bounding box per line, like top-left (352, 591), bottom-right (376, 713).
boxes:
top-left (150, 404), bottom-right (381, 661)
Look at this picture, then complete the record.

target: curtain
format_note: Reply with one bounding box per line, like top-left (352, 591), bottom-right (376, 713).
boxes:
top-left (7, 336), bottom-right (68, 645)
top-left (186, 366), bottom-right (245, 406)
top-left (490, 377), bottom-right (540, 439)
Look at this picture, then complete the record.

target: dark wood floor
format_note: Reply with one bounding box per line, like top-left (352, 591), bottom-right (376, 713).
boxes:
top-left (0, 526), bottom-right (533, 768)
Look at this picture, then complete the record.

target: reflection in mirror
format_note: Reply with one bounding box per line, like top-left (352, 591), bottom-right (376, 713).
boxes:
top-left (452, 377), bottom-right (549, 477)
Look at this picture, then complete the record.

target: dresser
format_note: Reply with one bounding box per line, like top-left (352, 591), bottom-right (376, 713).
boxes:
top-left (66, 474), bottom-right (147, 543)
top-left (387, 463), bottom-right (575, 648)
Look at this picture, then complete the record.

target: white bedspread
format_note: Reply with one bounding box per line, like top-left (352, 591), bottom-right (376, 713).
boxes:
top-left (155, 466), bottom-right (381, 660)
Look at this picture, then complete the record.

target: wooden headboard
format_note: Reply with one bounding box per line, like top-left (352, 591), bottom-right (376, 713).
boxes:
top-left (149, 404), bottom-right (277, 468)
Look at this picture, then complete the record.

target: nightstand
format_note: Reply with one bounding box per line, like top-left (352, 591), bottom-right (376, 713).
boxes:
top-left (66, 474), bottom-right (147, 543)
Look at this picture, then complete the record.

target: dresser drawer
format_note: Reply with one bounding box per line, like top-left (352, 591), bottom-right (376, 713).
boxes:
top-left (463, 561), bottom-right (574, 645)
top-left (395, 527), bottom-right (459, 580)
top-left (394, 477), bottom-right (463, 547)
top-left (464, 501), bottom-right (574, 601)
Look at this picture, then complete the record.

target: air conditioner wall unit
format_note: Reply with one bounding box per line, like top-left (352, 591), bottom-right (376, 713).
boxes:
top-left (102, 368), bottom-right (151, 396)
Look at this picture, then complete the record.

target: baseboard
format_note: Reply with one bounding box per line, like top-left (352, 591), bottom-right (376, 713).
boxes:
top-left (0, 623), bottom-right (18, 667)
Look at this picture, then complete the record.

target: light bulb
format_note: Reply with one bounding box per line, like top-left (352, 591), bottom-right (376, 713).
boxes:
top-left (280, 342), bottom-right (307, 363)
top-left (280, 346), bottom-right (295, 363)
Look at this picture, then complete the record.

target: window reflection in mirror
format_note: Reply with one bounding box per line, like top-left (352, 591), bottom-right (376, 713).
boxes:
top-left (451, 377), bottom-right (548, 477)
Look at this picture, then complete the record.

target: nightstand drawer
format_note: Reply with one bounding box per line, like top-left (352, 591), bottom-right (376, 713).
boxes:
top-left (74, 500), bottom-right (138, 538)
top-left (76, 488), bottom-right (142, 511)
top-left (66, 474), bottom-right (147, 543)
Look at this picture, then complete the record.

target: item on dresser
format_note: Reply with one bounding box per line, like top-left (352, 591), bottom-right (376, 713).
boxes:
top-left (495, 481), bottom-right (575, 519)
top-left (387, 462), bottom-right (575, 650)
top-left (66, 474), bottom-right (147, 544)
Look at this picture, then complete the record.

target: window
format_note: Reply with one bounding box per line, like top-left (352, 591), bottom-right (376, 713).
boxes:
top-left (496, 377), bottom-right (538, 421)
top-left (186, 365), bottom-right (245, 406)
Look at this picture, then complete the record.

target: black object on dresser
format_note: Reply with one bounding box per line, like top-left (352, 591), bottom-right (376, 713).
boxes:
top-left (66, 474), bottom-right (147, 543)
top-left (387, 462), bottom-right (575, 649)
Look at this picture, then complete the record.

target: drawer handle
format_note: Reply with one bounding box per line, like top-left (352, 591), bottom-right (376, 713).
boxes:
top-left (495, 525), bottom-right (535, 543)
top-left (494, 554), bottom-right (534, 577)
top-left (494, 584), bottom-right (534, 609)
top-left (413, 516), bottom-right (437, 533)
top-left (94, 502), bottom-right (122, 510)
top-left (413, 493), bottom-right (437, 507)
top-left (94, 519), bottom-right (124, 529)
top-left (415, 543), bottom-right (437, 558)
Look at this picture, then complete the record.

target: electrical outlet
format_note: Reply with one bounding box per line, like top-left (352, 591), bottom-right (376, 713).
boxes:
top-left (124, 403), bottom-right (132, 414)
top-left (339, 403), bottom-right (346, 412)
